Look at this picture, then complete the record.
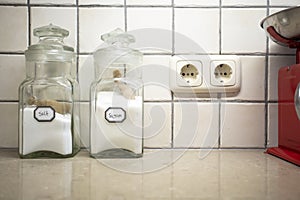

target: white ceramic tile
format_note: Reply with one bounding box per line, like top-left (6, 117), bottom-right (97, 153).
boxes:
top-left (30, 0), bottom-right (75, 4)
top-left (222, 0), bottom-right (267, 6)
top-left (268, 103), bottom-right (278, 147)
top-left (220, 103), bottom-right (265, 147)
top-left (80, 102), bottom-right (89, 148)
top-left (268, 56), bottom-right (295, 101)
top-left (78, 55), bottom-right (94, 101)
top-left (268, 8), bottom-right (298, 55)
top-left (222, 8), bottom-right (266, 53)
top-left (0, 103), bottom-right (18, 148)
top-left (0, 55), bottom-right (26, 101)
top-left (79, 7), bottom-right (125, 53)
top-left (270, 0), bottom-right (300, 6)
top-left (174, 8), bottom-right (219, 54)
top-left (142, 55), bottom-right (172, 101)
top-left (31, 7), bottom-right (77, 49)
top-left (127, 8), bottom-right (172, 53)
top-left (0, 0), bottom-right (26, 3)
top-left (174, 102), bottom-right (219, 148)
top-left (144, 103), bottom-right (171, 148)
top-left (127, 0), bottom-right (171, 6)
top-left (0, 6), bottom-right (27, 52)
top-left (79, 0), bottom-right (124, 5)
top-left (225, 56), bottom-right (265, 101)
top-left (174, 0), bottom-right (219, 6)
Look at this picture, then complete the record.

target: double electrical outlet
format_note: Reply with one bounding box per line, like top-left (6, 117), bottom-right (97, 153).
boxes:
top-left (169, 55), bottom-right (241, 95)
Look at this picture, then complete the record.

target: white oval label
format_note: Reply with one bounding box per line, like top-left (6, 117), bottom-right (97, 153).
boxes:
top-left (105, 107), bottom-right (126, 123)
top-left (34, 106), bottom-right (55, 122)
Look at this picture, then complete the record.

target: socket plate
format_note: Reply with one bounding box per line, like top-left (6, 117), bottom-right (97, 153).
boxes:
top-left (169, 55), bottom-right (241, 95)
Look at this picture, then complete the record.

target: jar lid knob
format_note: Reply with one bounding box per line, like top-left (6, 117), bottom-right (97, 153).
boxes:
top-left (33, 23), bottom-right (69, 38)
top-left (101, 28), bottom-right (135, 44)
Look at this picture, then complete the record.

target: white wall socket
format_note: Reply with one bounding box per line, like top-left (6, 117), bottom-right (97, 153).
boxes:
top-left (169, 55), bottom-right (241, 95)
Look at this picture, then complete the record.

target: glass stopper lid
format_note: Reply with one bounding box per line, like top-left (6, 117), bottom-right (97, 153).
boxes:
top-left (101, 28), bottom-right (135, 45)
top-left (34, 23), bottom-right (69, 38)
top-left (25, 24), bottom-right (74, 61)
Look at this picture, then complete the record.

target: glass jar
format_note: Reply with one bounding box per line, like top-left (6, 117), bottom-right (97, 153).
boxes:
top-left (18, 24), bottom-right (80, 158)
top-left (90, 28), bottom-right (143, 158)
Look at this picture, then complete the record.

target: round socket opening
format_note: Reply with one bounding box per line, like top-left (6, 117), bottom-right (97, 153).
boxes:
top-left (180, 64), bottom-right (198, 80)
top-left (214, 64), bottom-right (232, 83)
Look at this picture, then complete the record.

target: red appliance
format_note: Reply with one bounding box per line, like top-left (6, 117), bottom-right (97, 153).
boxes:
top-left (266, 26), bottom-right (300, 166)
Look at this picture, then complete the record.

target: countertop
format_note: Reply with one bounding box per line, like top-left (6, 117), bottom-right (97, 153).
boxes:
top-left (0, 149), bottom-right (299, 200)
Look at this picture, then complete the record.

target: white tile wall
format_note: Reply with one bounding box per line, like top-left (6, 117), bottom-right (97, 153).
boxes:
top-left (30, 0), bottom-right (75, 4)
top-left (268, 103), bottom-right (278, 147)
top-left (79, 7), bottom-right (125, 53)
top-left (174, 0), bottom-right (219, 7)
top-left (79, 55), bottom-right (94, 101)
top-left (0, 103), bottom-right (18, 148)
top-left (220, 103), bottom-right (265, 148)
top-left (174, 8), bottom-right (219, 54)
top-left (127, 0), bottom-right (171, 6)
top-left (0, 0), bottom-right (26, 3)
top-left (80, 102), bottom-right (90, 148)
top-left (142, 55), bottom-right (171, 101)
top-left (0, 6), bottom-right (28, 52)
top-left (174, 102), bottom-right (219, 148)
top-left (270, 0), bottom-right (300, 6)
top-left (127, 7), bottom-right (172, 53)
top-left (0, 2), bottom-right (297, 149)
top-left (144, 103), bottom-right (171, 147)
top-left (222, 0), bottom-right (267, 6)
top-left (226, 56), bottom-right (265, 101)
top-left (222, 8), bottom-right (266, 53)
top-left (0, 55), bottom-right (25, 100)
top-left (79, 0), bottom-right (124, 6)
top-left (31, 7), bottom-right (77, 49)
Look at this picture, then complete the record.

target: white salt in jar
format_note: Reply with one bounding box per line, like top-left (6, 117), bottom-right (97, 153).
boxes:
top-left (18, 24), bottom-right (80, 158)
top-left (90, 28), bottom-right (143, 158)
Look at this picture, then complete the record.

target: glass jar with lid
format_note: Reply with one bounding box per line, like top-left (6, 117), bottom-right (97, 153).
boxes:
top-left (90, 28), bottom-right (143, 158)
top-left (18, 24), bottom-right (80, 158)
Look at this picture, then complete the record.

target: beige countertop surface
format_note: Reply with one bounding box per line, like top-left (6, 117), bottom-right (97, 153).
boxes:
top-left (0, 149), bottom-right (299, 200)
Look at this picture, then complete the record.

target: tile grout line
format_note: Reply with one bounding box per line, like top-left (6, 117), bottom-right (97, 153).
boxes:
top-left (0, 3), bottom-right (292, 9)
top-left (124, 0), bottom-right (127, 31)
top-left (264, 0), bottom-right (270, 149)
top-left (76, 0), bottom-right (80, 80)
top-left (170, 0), bottom-right (175, 149)
top-left (218, 96), bottom-right (221, 148)
top-left (219, 0), bottom-right (222, 55)
top-left (172, 0), bottom-right (175, 55)
top-left (27, 0), bottom-right (31, 46)
top-left (0, 51), bottom-right (295, 56)
top-left (218, 0), bottom-right (222, 148)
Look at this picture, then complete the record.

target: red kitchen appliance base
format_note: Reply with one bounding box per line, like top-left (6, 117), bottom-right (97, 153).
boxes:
top-left (266, 64), bottom-right (300, 167)
top-left (265, 26), bottom-right (300, 167)
top-left (266, 147), bottom-right (300, 166)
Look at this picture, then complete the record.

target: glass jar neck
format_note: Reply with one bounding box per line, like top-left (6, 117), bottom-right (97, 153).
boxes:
top-left (39, 35), bottom-right (64, 44)
top-left (26, 61), bottom-right (73, 79)
top-left (111, 41), bottom-right (129, 48)
top-left (96, 64), bottom-right (141, 80)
